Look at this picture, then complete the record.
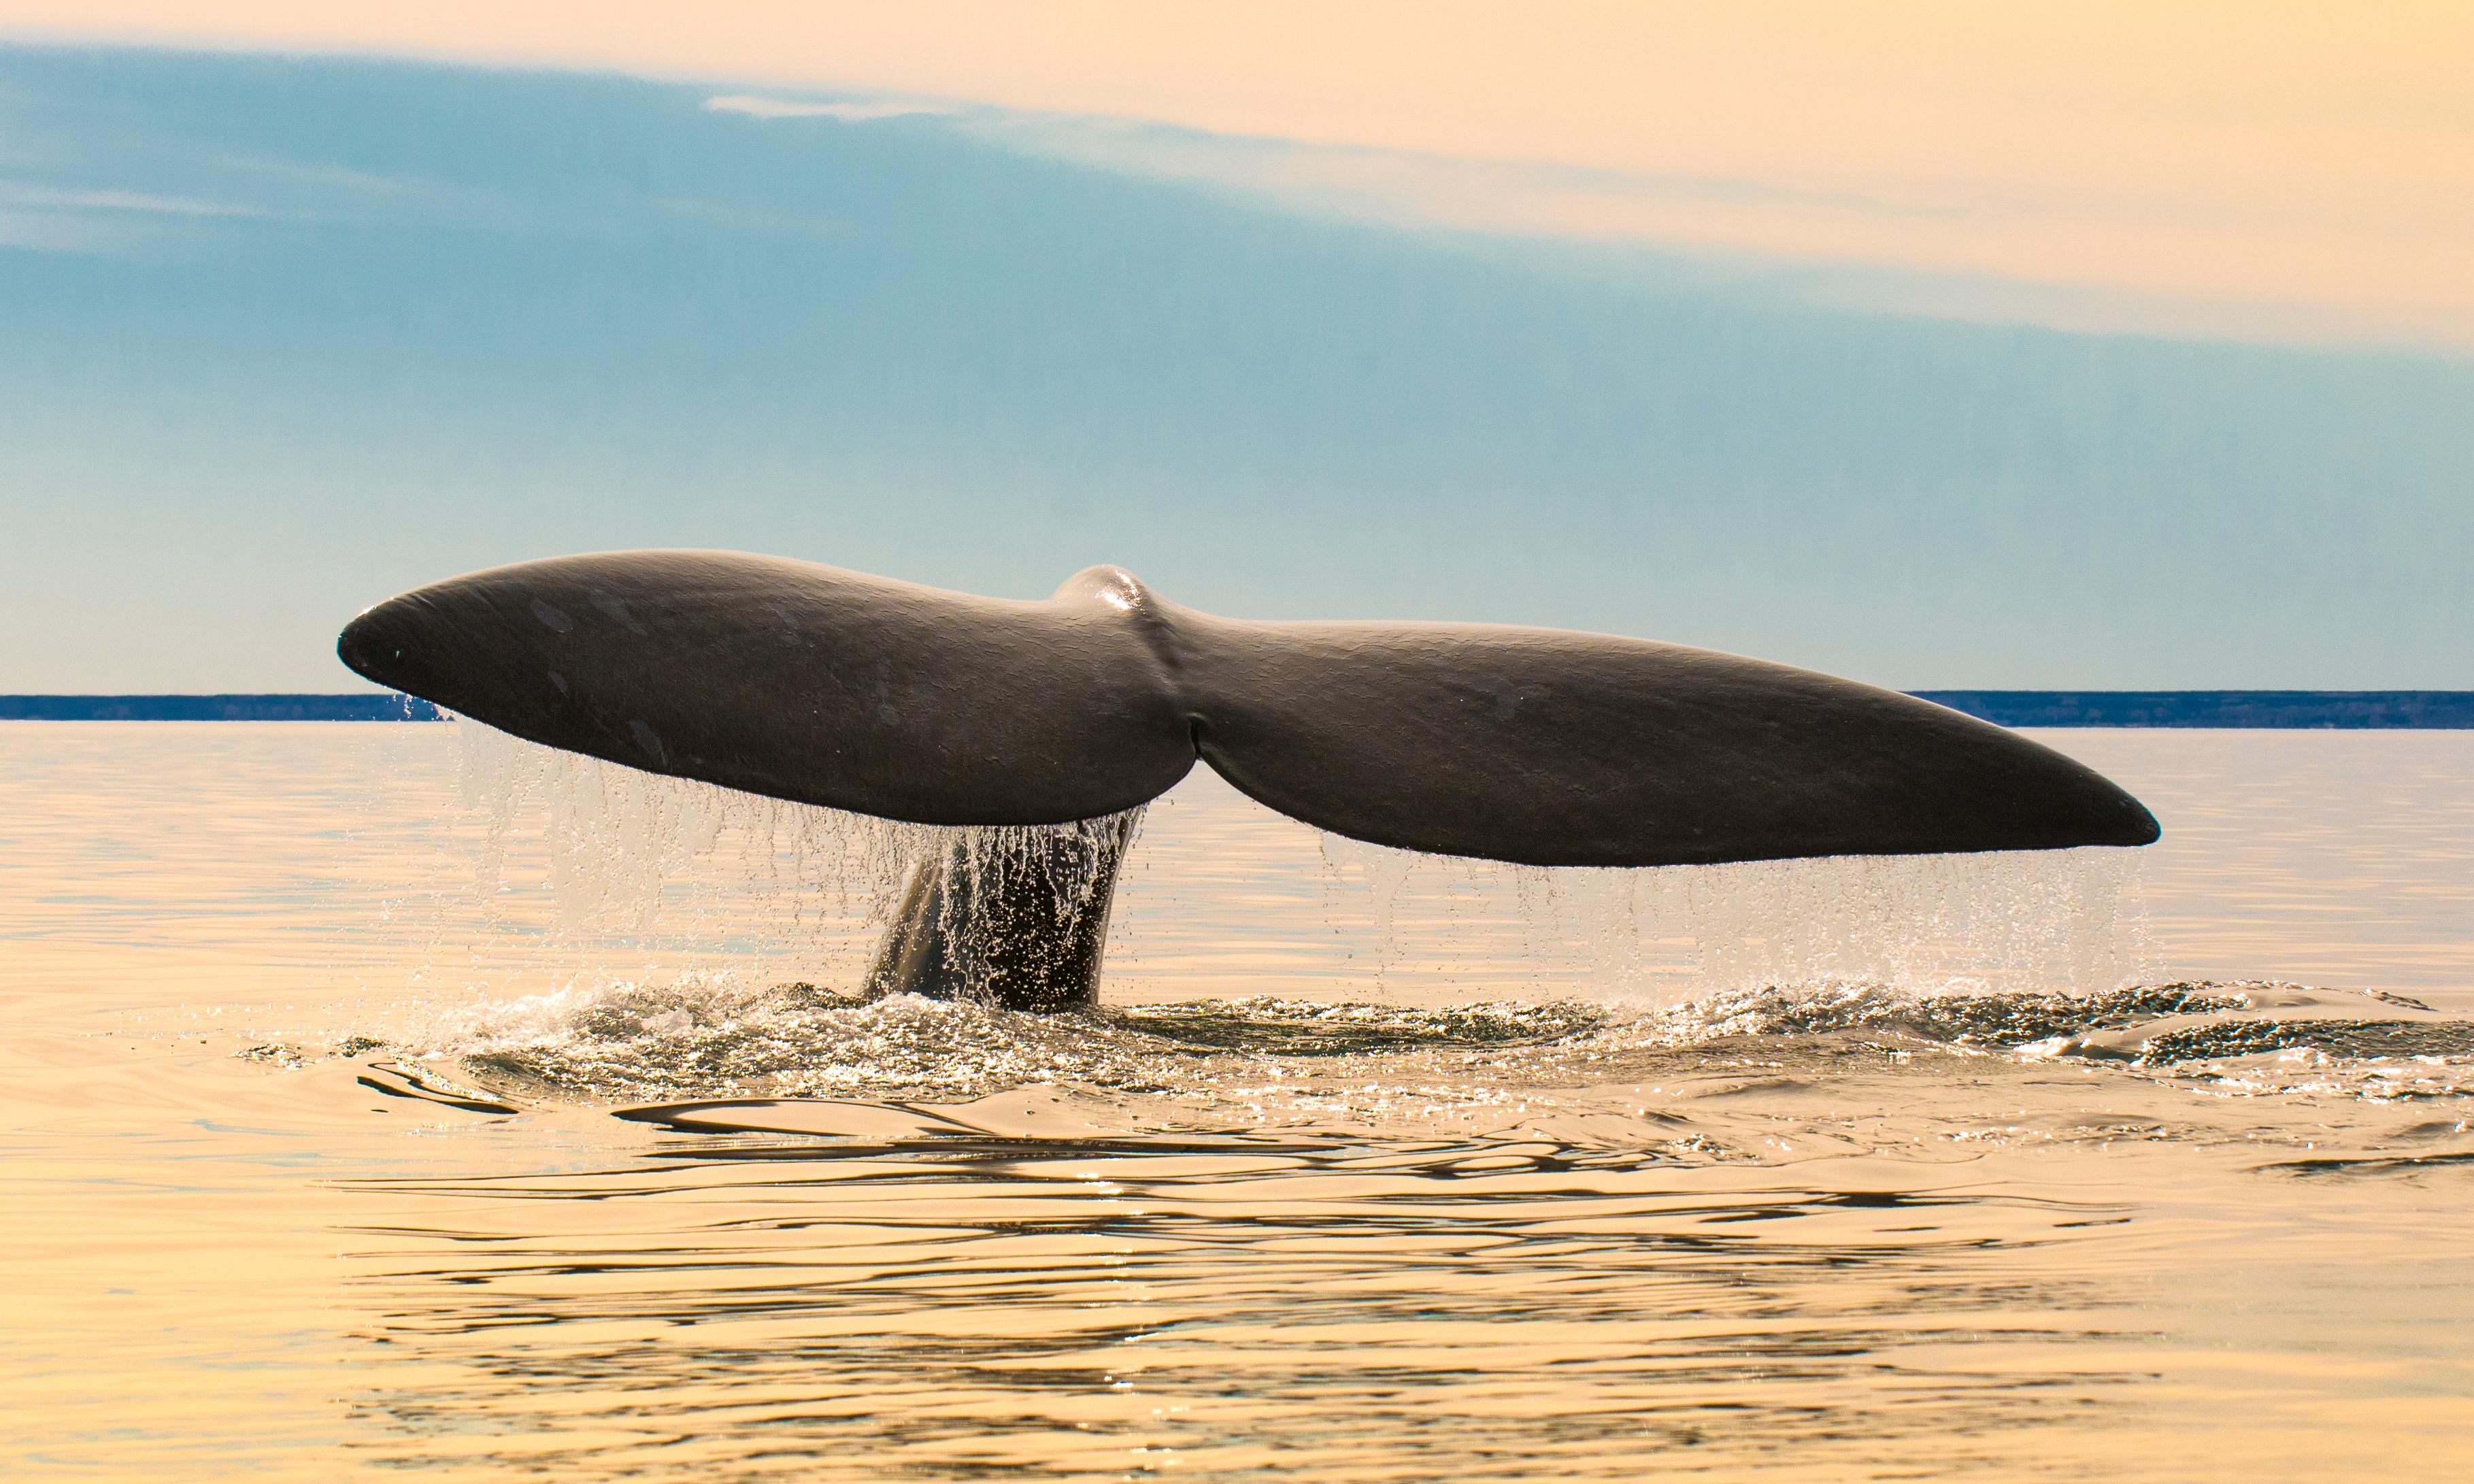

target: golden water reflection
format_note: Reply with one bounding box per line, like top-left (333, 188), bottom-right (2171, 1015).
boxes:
top-left (2, 724), bottom-right (2470, 1478)
top-left (345, 1126), bottom-right (2142, 1477)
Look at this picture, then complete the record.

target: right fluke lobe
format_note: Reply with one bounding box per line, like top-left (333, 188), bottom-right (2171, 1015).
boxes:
top-left (339, 550), bottom-right (2158, 865)
top-left (1180, 618), bottom-right (2159, 866)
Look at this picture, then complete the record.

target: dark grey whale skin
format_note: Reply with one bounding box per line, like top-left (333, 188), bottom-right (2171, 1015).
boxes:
top-left (339, 550), bottom-right (2157, 1011)
top-left (337, 548), bottom-right (2158, 867)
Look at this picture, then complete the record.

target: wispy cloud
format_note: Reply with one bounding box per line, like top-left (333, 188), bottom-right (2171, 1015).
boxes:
top-left (0, 207), bottom-right (111, 252)
top-left (0, 179), bottom-right (268, 218)
top-left (704, 95), bottom-right (950, 123)
top-left (971, 115), bottom-right (2474, 350)
top-left (0, 177), bottom-right (274, 254)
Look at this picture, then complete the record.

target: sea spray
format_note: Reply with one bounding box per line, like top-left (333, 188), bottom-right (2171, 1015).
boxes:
top-left (439, 718), bottom-right (2152, 1009)
top-left (451, 717), bottom-right (1146, 996)
top-left (1313, 827), bottom-right (2152, 1002)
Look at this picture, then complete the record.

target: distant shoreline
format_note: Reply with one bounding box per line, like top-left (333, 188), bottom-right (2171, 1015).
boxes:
top-left (3, 692), bottom-right (2471, 728)
top-left (1907, 691), bottom-right (2474, 729)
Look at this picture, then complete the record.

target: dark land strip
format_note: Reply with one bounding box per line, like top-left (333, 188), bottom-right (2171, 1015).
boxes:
top-left (3, 692), bottom-right (2469, 727)
top-left (1908, 691), bottom-right (2474, 728)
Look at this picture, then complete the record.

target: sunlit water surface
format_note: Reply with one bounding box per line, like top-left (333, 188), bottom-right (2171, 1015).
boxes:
top-left (2, 723), bottom-right (2469, 1479)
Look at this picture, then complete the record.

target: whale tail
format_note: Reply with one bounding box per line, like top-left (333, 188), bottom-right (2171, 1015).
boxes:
top-left (339, 550), bottom-right (2158, 1008)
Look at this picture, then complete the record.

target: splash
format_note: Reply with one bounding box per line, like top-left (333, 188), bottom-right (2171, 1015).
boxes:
top-left (329, 976), bottom-right (2474, 1122)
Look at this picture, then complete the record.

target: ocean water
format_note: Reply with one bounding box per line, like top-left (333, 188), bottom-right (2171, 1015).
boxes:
top-left (1, 722), bottom-right (2469, 1479)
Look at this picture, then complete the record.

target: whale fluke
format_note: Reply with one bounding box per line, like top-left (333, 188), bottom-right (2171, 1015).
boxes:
top-left (340, 552), bottom-right (1195, 827)
top-left (339, 550), bottom-right (2158, 1008)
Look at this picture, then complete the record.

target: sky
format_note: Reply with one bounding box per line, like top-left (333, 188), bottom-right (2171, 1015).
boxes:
top-left (0, 8), bottom-right (2467, 691)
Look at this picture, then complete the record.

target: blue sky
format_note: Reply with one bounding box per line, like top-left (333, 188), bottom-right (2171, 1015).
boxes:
top-left (1, 44), bottom-right (2467, 690)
